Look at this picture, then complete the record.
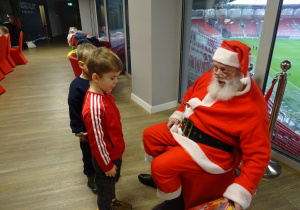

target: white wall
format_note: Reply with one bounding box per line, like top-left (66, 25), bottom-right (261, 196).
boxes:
top-left (78, 0), bottom-right (98, 36)
top-left (129, 0), bottom-right (182, 113)
top-left (46, 0), bottom-right (64, 36)
top-left (128, 1), bottom-right (152, 107)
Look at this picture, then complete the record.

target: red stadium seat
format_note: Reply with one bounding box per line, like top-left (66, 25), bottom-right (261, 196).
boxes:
top-left (0, 84), bottom-right (5, 95)
top-left (10, 31), bottom-right (28, 65)
top-left (68, 53), bottom-right (82, 77)
top-left (6, 33), bottom-right (16, 68)
top-left (0, 71), bottom-right (4, 81)
top-left (182, 169), bottom-right (236, 209)
top-left (0, 35), bottom-right (14, 75)
top-left (71, 35), bottom-right (78, 47)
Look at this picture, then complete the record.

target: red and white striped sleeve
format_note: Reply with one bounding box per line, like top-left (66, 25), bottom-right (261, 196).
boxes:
top-left (89, 93), bottom-right (114, 172)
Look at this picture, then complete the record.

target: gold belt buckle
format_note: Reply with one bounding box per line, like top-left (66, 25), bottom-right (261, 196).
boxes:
top-left (182, 119), bottom-right (194, 138)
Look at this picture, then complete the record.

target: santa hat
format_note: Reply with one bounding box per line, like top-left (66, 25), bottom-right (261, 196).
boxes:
top-left (212, 40), bottom-right (253, 85)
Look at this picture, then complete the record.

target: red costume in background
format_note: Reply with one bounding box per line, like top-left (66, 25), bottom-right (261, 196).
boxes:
top-left (143, 71), bottom-right (271, 209)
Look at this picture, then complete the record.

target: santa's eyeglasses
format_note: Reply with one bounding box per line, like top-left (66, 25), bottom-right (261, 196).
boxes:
top-left (208, 66), bottom-right (238, 78)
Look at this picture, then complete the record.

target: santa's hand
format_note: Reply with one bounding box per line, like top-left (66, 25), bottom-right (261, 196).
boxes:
top-left (167, 118), bottom-right (180, 130)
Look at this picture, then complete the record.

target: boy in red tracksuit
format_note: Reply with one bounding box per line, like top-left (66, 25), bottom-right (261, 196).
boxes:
top-left (82, 47), bottom-right (132, 210)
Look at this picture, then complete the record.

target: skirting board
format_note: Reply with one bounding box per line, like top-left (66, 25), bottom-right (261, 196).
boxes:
top-left (271, 150), bottom-right (300, 173)
top-left (131, 93), bottom-right (178, 113)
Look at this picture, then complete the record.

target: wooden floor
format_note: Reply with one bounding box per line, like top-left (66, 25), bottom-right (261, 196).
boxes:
top-left (0, 37), bottom-right (299, 210)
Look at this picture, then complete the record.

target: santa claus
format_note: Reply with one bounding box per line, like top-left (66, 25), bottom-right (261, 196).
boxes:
top-left (138, 40), bottom-right (271, 210)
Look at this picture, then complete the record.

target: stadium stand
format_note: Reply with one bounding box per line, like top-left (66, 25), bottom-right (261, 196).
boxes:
top-left (217, 19), bottom-right (244, 37)
top-left (277, 18), bottom-right (300, 36)
top-left (242, 19), bottom-right (259, 37)
top-left (191, 19), bottom-right (219, 35)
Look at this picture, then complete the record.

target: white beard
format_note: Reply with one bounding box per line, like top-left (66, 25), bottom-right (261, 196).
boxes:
top-left (207, 75), bottom-right (243, 101)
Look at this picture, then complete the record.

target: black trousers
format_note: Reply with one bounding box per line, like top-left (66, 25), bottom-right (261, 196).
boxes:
top-left (80, 140), bottom-right (95, 175)
top-left (92, 156), bottom-right (122, 210)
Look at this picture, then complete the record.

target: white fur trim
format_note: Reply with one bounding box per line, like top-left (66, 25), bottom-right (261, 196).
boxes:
top-left (170, 124), bottom-right (180, 133)
top-left (188, 94), bottom-right (217, 109)
top-left (235, 75), bottom-right (251, 96)
top-left (170, 131), bottom-right (228, 174)
top-left (183, 107), bottom-right (194, 118)
top-left (169, 110), bottom-right (183, 122)
top-left (213, 48), bottom-right (240, 68)
top-left (145, 153), bottom-right (154, 164)
top-left (157, 185), bottom-right (182, 200)
top-left (240, 77), bottom-right (248, 85)
top-left (213, 48), bottom-right (253, 69)
top-left (223, 183), bottom-right (252, 209)
top-left (249, 54), bottom-right (254, 64)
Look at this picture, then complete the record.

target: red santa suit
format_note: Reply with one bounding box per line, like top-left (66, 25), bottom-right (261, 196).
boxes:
top-left (82, 90), bottom-right (125, 172)
top-left (142, 40), bottom-right (271, 209)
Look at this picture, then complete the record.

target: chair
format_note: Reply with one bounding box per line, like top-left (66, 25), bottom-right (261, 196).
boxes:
top-left (0, 71), bottom-right (5, 81)
top-left (0, 84), bottom-right (5, 95)
top-left (10, 31), bottom-right (28, 65)
top-left (68, 53), bottom-right (82, 77)
top-left (181, 170), bottom-right (235, 209)
top-left (102, 41), bottom-right (111, 48)
top-left (0, 35), bottom-right (14, 75)
top-left (6, 33), bottom-right (16, 68)
top-left (71, 35), bottom-right (78, 47)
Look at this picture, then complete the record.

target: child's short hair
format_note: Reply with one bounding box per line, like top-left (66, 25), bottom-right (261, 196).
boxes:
top-left (0, 26), bottom-right (9, 35)
top-left (87, 47), bottom-right (123, 78)
top-left (77, 43), bottom-right (96, 62)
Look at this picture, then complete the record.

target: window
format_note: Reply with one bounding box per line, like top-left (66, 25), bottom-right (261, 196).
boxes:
top-left (265, 0), bottom-right (300, 162)
top-left (180, 0), bottom-right (267, 100)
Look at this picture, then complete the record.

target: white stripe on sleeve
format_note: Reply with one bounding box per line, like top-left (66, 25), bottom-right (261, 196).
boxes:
top-left (90, 93), bottom-right (110, 165)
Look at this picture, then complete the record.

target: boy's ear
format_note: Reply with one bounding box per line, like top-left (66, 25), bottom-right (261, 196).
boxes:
top-left (78, 61), bottom-right (84, 69)
top-left (92, 73), bottom-right (99, 82)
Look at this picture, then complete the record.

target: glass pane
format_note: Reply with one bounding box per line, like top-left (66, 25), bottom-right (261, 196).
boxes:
top-left (265, 0), bottom-right (300, 162)
top-left (96, 0), bottom-right (107, 40)
top-left (124, 0), bottom-right (131, 74)
top-left (180, 0), bottom-right (266, 101)
top-left (106, 0), bottom-right (126, 69)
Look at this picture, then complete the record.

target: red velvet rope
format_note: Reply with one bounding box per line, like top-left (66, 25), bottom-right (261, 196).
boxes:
top-left (265, 82), bottom-right (275, 102)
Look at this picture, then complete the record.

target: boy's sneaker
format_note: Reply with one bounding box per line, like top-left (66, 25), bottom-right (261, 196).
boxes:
top-left (87, 173), bottom-right (97, 195)
top-left (111, 198), bottom-right (132, 210)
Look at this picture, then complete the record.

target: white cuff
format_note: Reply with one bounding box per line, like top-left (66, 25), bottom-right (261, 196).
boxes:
top-left (157, 185), bottom-right (182, 200)
top-left (169, 111), bottom-right (182, 122)
top-left (223, 183), bottom-right (252, 209)
top-left (145, 153), bottom-right (154, 164)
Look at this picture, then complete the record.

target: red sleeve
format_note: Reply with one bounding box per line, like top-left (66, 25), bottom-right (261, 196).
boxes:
top-left (224, 95), bottom-right (271, 209)
top-left (85, 92), bottom-right (114, 172)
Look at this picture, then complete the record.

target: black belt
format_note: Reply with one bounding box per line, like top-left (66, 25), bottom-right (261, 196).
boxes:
top-left (182, 119), bottom-right (234, 153)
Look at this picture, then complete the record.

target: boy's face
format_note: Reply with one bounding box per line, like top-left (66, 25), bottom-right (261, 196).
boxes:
top-left (94, 71), bottom-right (121, 93)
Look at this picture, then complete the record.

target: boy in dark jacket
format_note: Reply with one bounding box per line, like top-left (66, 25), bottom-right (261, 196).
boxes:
top-left (82, 47), bottom-right (132, 210)
top-left (68, 43), bottom-right (97, 194)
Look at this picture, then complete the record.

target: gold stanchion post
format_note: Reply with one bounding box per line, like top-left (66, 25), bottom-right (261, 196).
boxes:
top-left (264, 60), bottom-right (292, 178)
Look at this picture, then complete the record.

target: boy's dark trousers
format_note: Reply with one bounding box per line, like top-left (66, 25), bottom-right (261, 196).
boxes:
top-left (80, 140), bottom-right (95, 175)
top-left (92, 156), bottom-right (122, 210)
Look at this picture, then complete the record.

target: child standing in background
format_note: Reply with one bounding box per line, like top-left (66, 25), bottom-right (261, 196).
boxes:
top-left (82, 47), bottom-right (132, 210)
top-left (68, 43), bottom-right (97, 194)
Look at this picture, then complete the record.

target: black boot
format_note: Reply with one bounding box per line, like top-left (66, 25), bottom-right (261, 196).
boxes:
top-left (152, 194), bottom-right (184, 210)
top-left (138, 174), bottom-right (157, 189)
top-left (87, 173), bottom-right (97, 195)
